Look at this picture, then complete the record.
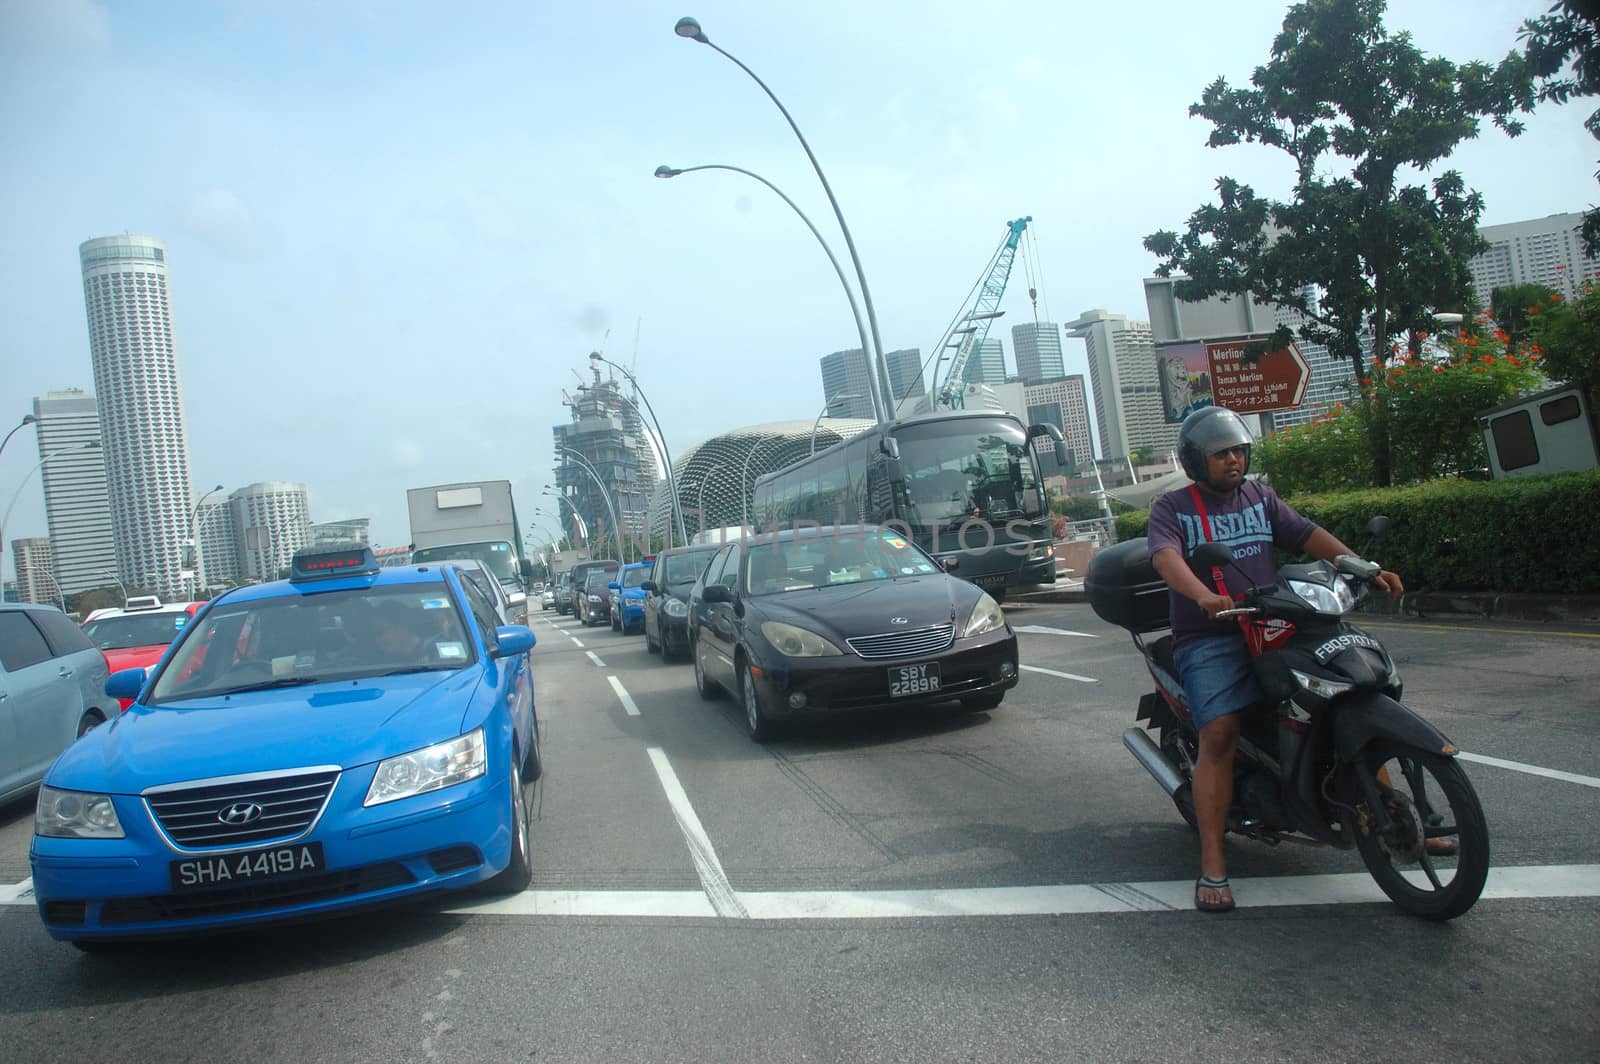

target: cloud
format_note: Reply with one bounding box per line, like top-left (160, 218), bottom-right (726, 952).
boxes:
top-left (574, 303), bottom-right (610, 334)
top-left (0, 0), bottom-right (110, 51)
top-left (180, 188), bottom-right (277, 260)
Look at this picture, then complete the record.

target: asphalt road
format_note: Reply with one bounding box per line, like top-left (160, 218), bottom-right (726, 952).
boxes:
top-left (1, 601), bottom-right (1596, 1062)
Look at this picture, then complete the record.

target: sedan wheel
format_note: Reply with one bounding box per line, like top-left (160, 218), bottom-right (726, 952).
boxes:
top-left (742, 663), bottom-right (775, 744)
top-left (481, 761), bottom-right (532, 894)
top-left (76, 711), bottom-right (105, 738)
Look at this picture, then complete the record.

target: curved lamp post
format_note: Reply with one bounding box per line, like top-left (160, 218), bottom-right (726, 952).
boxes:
top-left (541, 491), bottom-right (590, 543)
top-left (587, 352), bottom-right (688, 548)
top-left (693, 463), bottom-right (725, 532)
top-left (33, 568), bottom-right (68, 614)
top-left (601, 384), bottom-right (686, 550)
top-left (1, 440), bottom-right (99, 588)
top-left (96, 569), bottom-right (128, 606)
top-left (810, 391), bottom-right (864, 456)
top-left (673, 16), bottom-right (894, 424)
top-left (655, 163), bottom-right (885, 425)
top-left (555, 450), bottom-right (627, 561)
top-left (739, 434), bottom-right (785, 529)
top-left (0, 414), bottom-right (38, 466)
top-left (186, 483), bottom-right (224, 596)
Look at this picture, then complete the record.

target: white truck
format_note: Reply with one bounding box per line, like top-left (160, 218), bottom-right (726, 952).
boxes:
top-left (407, 481), bottom-right (534, 623)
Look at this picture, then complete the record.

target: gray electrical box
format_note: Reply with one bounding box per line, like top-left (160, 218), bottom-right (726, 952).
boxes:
top-left (1478, 385), bottom-right (1599, 479)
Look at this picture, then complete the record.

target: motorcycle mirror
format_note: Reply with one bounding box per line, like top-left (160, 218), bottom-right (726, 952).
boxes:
top-left (1364, 515), bottom-right (1392, 541)
top-left (1190, 542), bottom-right (1234, 572)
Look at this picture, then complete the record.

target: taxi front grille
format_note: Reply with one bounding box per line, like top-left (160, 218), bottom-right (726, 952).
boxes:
top-left (846, 623), bottom-right (955, 660)
top-left (145, 769), bottom-right (339, 849)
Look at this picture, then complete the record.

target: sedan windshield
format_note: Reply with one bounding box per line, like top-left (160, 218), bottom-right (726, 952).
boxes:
top-left (744, 530), bottom-right (938, 596)
top-left (81, 611), bottom-right (190, 649)
top-left (148, 583), bottom-right (473, 703)
top-left (665, 550), bottom-right (719, 583)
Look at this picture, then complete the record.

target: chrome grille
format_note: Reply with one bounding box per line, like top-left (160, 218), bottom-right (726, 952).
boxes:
top-left (846, 623), bottom-right (955, 660)
top-left (145, 769), bottom-right (339, 849)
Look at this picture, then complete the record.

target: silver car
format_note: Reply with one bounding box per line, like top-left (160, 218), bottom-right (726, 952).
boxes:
top-left (0, 604), bottom-right (117, 804)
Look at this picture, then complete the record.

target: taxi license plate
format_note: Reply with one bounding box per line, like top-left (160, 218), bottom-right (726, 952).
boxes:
top-left (170, 842), bottom-right (324, 892)
top-left (889, 663), bottom-right (941, 697)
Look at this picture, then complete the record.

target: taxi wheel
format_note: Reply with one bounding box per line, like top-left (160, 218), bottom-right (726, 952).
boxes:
top-left (522, 717), bottom-right (543, 783)
top-left (482, 762), bottom-right (532, 894)
top-left (741, 663), bottom-right (776, 743)
top-left (611, 613), bottom-right (620, 632)
top-left (693, 637), bottom-right (721, 701)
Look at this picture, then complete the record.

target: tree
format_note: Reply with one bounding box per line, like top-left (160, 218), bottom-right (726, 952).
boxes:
top-left (1527, 283), bottom-right (1600, 418)
top-left (1144, 0), bottom-right (1533, 485)
top-left (1489, 282), bottom-right (1560, 350)
top-left (1521, 1), bottom-right (1600, 254)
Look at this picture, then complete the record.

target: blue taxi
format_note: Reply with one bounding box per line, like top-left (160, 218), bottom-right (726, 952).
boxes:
top-left (609, 559), bottom-right (653, 635)
top-left (30, 546), bottom-right (541, 949)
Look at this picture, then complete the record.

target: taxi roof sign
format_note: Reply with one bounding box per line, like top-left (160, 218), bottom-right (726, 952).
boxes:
top-left (290, 545), bottom-right (381, 582)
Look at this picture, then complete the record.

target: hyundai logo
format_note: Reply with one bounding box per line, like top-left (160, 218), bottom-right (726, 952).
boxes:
top-left (218, 802), bottom-right (263, 825)
top-left (889, 616), bottom-right (909, 625)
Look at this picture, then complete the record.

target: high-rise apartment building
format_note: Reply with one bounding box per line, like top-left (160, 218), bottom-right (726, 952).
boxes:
top-left (1011, 322), bottom-right (1066, 384)
top-left (31, 389), bottom-right (115, 595)
top-left (1023, 376), bottom-right (1095, 472)
top-left (1469, 212), bottom-right (1599, 303)
top-left (195, 498), bottom-right (238, 587)
top-left (79, 235), bottom-right (194, 597)
top-left (967, 338), bottom-right (1006, 385)
top-left (230, 481), bottom-right (310, 582)
top-left (12, 538), bottom-right (56, 606)
top-left (1066, 309), bottom-right (1177, 459)
top-left (819, 349), bottom-right (879, 420)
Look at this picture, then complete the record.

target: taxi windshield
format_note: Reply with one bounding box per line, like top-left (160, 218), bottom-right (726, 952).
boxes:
top-left (147, 583), bottom-right (473, 704)
top-left (744, 530), bottom-right (938, 596)
top-left (622, 567), bottom-right (649, 588)
top-left (81, 611), bottom-right (190, 650)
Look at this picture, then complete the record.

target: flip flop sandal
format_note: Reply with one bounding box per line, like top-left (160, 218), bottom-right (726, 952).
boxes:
top-left (1195, 875), bottom-right (1235, 913)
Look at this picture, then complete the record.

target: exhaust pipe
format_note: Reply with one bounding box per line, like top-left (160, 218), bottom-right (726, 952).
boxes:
top-left (1122, 727), bottom-right (1185, 797)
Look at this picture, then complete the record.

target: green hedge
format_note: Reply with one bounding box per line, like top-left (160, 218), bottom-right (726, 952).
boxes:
top-left (1109, 470), bottom-right (1600, 594)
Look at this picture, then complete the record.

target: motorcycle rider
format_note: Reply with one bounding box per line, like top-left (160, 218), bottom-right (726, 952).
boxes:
top-left (1148, 406), bottom-right (1404, 912)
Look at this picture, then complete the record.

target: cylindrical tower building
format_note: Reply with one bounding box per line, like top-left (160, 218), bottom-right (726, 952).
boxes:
top-left (229, 482), bottom-right (311, 582)
top-left (79, 235), bottom-right (194, 597)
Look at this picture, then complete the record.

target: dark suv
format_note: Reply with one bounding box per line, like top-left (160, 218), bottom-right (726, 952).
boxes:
top-left (570, 559), bottom-right (620, 627)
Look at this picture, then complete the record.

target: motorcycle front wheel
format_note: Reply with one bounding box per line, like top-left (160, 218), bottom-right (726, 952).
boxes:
top-left (1352, 744), bottom-right (1489, 921)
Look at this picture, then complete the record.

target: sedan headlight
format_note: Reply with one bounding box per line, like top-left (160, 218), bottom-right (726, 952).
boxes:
top-left (36, 786), bottom-right (124, 839)
top-left (1287, 578), bottom-right (1355, 615)
top-left (760, 621), bottom-right (843, 657)
top-left (365, 728), bottom-right (486, 807)
top-left (663, 598), bottom-right (688, 618)
top-left (588, 594), bottom-right (602, 603)
top-left (963, 592), bottom-right (1007, 637)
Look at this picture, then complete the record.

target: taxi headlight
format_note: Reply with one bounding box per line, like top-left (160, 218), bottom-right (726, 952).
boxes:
top-left (963, 592), bottom-right (1007, 637)
top-left (663, 598), bottom-right (688, 618)
top-left (365, 728), bottom-right (486, 807)
top-left (36, 786), bottom-right (124, 839)
top-left (1287, 578), bottom-right (1355, 615)
top-left (760, 621), bottom-right (842, 657)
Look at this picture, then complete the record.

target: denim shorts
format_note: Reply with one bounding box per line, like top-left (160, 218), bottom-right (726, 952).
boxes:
top-left (1173, 634), bottom-right (1265, 731)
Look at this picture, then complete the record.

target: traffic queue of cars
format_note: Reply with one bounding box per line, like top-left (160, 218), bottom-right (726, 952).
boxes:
top-left (568, 525), bottom-right (1020, 743)
top-left (24, 545), bottom-right (542, 950)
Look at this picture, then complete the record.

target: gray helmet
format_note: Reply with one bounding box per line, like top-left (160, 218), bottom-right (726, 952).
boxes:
top-left (1177, 406), bottom-right (1253, 482)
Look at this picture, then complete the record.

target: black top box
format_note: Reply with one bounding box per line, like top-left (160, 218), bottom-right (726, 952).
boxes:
top-left (1085, 537), bottom-right (1170, 633)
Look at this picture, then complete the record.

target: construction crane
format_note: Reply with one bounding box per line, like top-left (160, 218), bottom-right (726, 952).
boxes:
top-left (928, 216), bottom-right (1032, 411)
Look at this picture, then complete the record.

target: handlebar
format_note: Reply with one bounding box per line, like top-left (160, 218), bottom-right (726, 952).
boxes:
top-left (1215, 606), bottom-right (1260, 619)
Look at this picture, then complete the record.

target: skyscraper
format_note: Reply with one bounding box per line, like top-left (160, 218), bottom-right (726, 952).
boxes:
top-left (1469, 212), bottom-right (1599, 303)
top-left (1011, 322), bottom-right (1065, 383)
top-left (195, 498), bottom-right (239, 587)
top-left (1023, 375), bottom-right (1095, 472)
top-left (12, 537), bottom-right (56, 606)
top-left (32, 389), bottom-right (115, 595)
top-left (80, 235), bottom-right (194, 597)
top-left (967, 338), bottom-right (1007, 385)
top-left (1066, 309), bottom-right (1177, 460)
top-left (884, 348), bottom-right (930, 416)
top-left (819, 349), bottom-right (878, 420)
top-left (230, 481), bottom-right (311, 582)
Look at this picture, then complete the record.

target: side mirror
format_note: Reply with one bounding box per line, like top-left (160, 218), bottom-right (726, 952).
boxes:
top-left (106, 667), bottom-right (147, 702)
top-left (492, 625), bottom-right (536, 658)
top-left (702, 584), bottom-right (734, 604)
top-left (519, 559), bottom-right (535, 582)
top-left (1054, 440), bottom-right (1072, 467)
top-left (941, 556), bottom-right (960, 572)
top-left (880, 437), bottom-right (901, 460)
top-left (607, 580), bottom-right (620, 590)
top-left (641, 580), bottom-right (658, 593)
top-left (1191, 542), bottom-right (1234, 573)
top-left (1364, 515), bottom-right (1391, 541)
top-left (884, 457), bottom-right (906, 483)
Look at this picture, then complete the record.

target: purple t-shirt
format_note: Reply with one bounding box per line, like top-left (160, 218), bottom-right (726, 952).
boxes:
top-left (1147, 479), bottom-right (1317, 646)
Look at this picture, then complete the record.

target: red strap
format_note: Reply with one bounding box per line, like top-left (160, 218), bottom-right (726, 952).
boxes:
top-left (1187, 485), bottom-right (1233, 601)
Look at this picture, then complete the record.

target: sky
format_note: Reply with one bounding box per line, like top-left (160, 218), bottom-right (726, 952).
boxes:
top-left (1, 0), bottom-right (1592, 558)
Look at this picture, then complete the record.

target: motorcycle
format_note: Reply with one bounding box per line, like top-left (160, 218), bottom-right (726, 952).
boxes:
top-left (1085, 517), bottom-right (1489, 920)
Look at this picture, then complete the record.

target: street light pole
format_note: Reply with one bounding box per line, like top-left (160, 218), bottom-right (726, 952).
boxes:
top-left (0, 414), bottom-right (38, 466)
top-left (556, 449), bottom-right (627, 562)
top-left (0, 440), bottom-right (99, 590)
top-left (587, 352), bottom-right (689, 548)
top-left (810, 391), bottom-right (864, 456)
top-left (34, 568), bottom-right (67, 614)
top-left (186, 484), bottom-right (224, 599)
top-left (694, 464), bottom-right (724, 531)
top-left (541, 491), bottom-right (590, 544)
top-left (673, 17), bottom-right (895, 424)
top-left (97, 570), bottom-right (128, 606)
top-left (654, 164), bottom-right (885, 425)
top-left (739, 436), bottom-right (783, 529)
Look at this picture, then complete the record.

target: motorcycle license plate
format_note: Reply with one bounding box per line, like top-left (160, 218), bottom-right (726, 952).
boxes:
top-left (170, 842), bottom-right (324, 892)
top-left (1312, 632), bottom-right (1382, 664)
top-left (889, 663), bottom-right (941, 697)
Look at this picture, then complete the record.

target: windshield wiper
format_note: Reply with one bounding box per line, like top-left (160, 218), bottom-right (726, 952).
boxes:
top-left (374, 665), bottom-right (449, 677)
top-left (223, 676), bottom-right (323, 694)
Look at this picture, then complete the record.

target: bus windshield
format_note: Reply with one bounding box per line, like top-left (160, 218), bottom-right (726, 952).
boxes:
top-left (896, 417), bottom-right (1044, 526)
top-left (411, 541), bottom-right (519, 583)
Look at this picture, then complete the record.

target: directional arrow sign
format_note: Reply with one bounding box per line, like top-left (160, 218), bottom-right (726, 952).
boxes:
top-left (1205, 337), bottom-right (1311, 415)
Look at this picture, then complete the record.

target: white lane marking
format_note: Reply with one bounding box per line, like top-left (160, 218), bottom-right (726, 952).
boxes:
top-left (0, 878), bottom-right (34, 905)
top-left (1013, 625), bottom-right (1098, 638)
top-left (1458, 752), bottom-right (1600, 790)
top-left (434, 863), bottom-right (1600, 919)
top-left (569, 637), bottom-right (584, 648)
top-left (586, 651), bottom-right (606, 668)
top-left (646, 746), bottom-right (747, 919)
top-left (1020, 663), bottom-right (1098, 684)
top-left (607, 675), bottom-right (640, 716)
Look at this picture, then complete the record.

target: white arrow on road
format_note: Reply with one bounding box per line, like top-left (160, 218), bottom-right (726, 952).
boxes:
top-left (1013, 625), bottom-right (1098, 638)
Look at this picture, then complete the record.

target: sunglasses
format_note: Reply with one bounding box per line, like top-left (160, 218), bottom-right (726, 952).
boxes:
top-left (1209, 445), bottom-right (1250, 459)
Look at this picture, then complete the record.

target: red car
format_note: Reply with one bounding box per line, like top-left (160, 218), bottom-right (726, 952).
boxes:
top-left (79, 600), bottom-right (203, 709)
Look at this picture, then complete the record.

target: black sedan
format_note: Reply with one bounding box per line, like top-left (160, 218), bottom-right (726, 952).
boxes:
top-left (688, 525), bottom-right (1019, 741)
top-left (642, 544), bottom-right (722, 662)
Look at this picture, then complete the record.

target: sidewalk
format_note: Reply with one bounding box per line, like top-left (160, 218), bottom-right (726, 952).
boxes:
top-left (1008, 577), bottom-right (1600, 625)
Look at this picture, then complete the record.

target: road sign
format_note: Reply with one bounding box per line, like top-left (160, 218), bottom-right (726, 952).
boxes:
top-left (1205, 337), bottom-right (1310, 414)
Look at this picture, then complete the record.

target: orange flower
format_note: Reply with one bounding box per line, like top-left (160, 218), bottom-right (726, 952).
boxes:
top-left (1481, 355), bottom-right (1495, 364)
top-left (1508, 356), bottom-right (1522, 367)
top-left (1550, 292), bottom-right (1564, 302)
top-left (1465, 338), bottom-right (1478, 347)
top-left (1493, 329), bottom-right (1508, 342)
top-left (1433, 365), bottom-right (1445, 373)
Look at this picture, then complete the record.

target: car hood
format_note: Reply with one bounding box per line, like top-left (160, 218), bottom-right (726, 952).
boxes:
top-left (753, 575), bottom-right (980, 641)
top-left (48, 670), bottom-right (482, 794)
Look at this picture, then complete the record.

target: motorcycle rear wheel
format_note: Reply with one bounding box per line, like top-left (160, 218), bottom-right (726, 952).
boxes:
top-left (1352, 745), bottom-right (1489, 921)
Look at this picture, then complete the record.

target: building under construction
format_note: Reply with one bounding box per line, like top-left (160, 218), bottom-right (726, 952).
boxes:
top-left (551, 361), bottom-right (659, 551)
